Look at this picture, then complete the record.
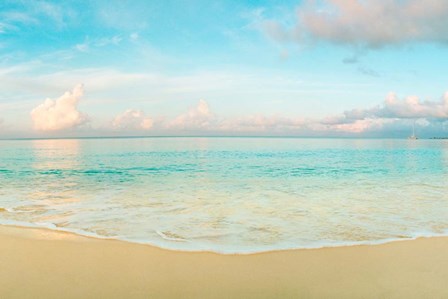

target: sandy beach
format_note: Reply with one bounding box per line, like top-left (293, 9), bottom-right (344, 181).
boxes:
top-left (0, 225), bottom-right (447, 299)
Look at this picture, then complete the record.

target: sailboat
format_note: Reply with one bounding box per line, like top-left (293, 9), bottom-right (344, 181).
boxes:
top-left (408, 121), bottom-right (418, 140)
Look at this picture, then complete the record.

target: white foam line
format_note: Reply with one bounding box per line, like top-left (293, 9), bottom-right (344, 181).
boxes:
top-left (0, 218), bottom-right (447, 255)
top-left (155, 230), bottom-right (187, 242)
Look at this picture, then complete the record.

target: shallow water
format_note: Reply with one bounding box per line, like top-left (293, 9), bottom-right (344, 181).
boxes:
top-left (0, 137), bottom-right (447, 253)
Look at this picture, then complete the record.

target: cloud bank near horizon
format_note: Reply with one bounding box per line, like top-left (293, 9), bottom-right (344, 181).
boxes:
top-left (168, 99), bottom-right (214, 130)
top-left (323, 92), bottom-right (448, 127)
top-left (112, 109), bottom-right (154, 131)
top-left (18, 85), bottom-right (448, 137)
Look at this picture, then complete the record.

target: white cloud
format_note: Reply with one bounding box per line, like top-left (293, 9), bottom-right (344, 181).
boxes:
top-left (265, 0), bottom-right (448, 48)
top-left (74, 35), bottom-right (122, 53)
top-left (343, 92), bottom-right (448, 120)
top-left (162, 92), bottom-right (448, 135)
top-left (168, 100), bottom-right (214, 130)
top-left (379, 92), bottom-right (448, 119)
top-left (315, 91), bottom-right (448, 134)
top-left (112, 109), bottom-right (153, 130)
top-left (95, 35), bottom-right (122, 47)
top-left (30, 84), bottom-right (89, 131)
top-left (316, 118), bottom-right (394, 133)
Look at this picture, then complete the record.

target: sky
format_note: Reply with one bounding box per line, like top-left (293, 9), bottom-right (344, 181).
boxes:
top-left (1, 0), bottom-right (448, 138)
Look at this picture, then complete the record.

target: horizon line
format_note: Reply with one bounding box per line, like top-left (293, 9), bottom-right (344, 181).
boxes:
top-left (0, 135), bottom-right (444, 141)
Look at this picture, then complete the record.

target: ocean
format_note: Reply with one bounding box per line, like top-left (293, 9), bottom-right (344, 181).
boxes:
top-left (0, 137), bottom-right (447, 253)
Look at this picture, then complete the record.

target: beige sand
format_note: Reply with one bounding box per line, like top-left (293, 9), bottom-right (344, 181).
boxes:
top-left (0, 225), bottom-right (447, 299)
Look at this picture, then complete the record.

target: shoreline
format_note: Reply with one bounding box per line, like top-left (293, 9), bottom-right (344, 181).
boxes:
top-left (1, 222), bottom-right (448, 255)
top-left (2, 225), bottom-right (448, 298)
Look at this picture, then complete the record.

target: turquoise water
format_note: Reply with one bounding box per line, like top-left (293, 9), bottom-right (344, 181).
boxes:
top-left (0, 137), bottom-right (447, 253)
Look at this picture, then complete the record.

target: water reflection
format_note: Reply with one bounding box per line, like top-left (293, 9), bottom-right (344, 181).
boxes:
top-left (32, 139), bottom-right (80, 170)
top-left (26, 139), bottom-right (83, 225)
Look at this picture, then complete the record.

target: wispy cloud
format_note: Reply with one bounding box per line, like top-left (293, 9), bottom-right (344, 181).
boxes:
top-left (74, 35), bottom-right (123, 53)
top-left (0, 11), bottom-right (38, 26)
top-left (95, 35), bottom-right (122, 47)
top-left (31, 1), bottom-right (66, 27)
top-left (0, 1), bottom-right (72, 32)
top-left (75, 43), bottom-right (89, 52)
top-left (358, 66), bottom-right (381, 77)
top-left (96, 1), bottom-right (149, 30)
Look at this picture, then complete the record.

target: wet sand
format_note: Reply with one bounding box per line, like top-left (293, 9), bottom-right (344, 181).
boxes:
top-left (1, 225), bottom-right (447, 299)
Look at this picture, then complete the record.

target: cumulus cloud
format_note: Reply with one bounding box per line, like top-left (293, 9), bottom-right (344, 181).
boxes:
top-left (265, 0), bottom-right (448, 48)
top-left (316, 92), bottom-right (448, 134)
top-left (30, 84), bottom-right (89, 131)
top-left (344, 92), bottom-right (448, 120)
top-left (23, 85), bottom-right (448, 137)
top-left (163, 93), bottom-right (448, 136)
top-left (112, 109), bottom-right (153, 130)
top-left (382, 92), bottom-right (448, 119)
top-left (168, 100), bottom-right (214, 129)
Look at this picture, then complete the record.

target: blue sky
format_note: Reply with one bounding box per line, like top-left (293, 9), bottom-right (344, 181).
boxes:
top-left (1, 0), bottom-right (448, 137)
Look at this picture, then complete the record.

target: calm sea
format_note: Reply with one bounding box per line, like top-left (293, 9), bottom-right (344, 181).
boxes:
top-left (0, 137), bottom-right (447, 253)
